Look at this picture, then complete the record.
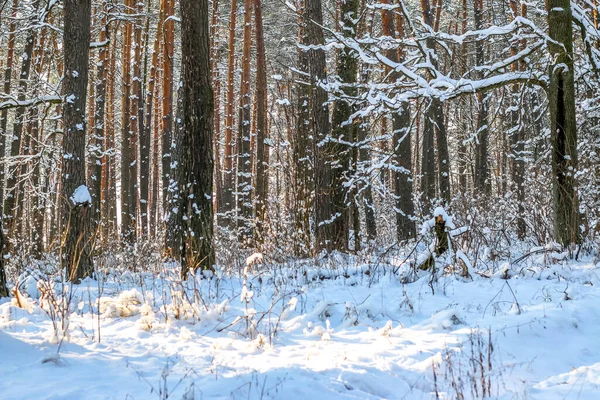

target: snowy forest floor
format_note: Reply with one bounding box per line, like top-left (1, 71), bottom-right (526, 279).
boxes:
top-left (1, 250), bottom-right (599, 400)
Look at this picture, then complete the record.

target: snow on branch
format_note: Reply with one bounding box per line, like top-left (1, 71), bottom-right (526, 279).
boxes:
top-left (0, 95), bottom-right (62, 111)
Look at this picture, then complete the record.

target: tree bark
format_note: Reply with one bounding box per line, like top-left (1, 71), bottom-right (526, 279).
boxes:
top-left (0, 0), bottom-right (18, 215)
top-left (547, 0), bottom-right (581, 246)
top-left (161, 0), bottom-right (175, 226)
top-left (420, 0), bottom-right (450, 205)
top-left (237, 0), bottom-right (254, 241)
top-left (178, 0), bottom-right (215, 277)
top-left (93, 4), bottom-right (109, 239)
top-left (330, 0), bottom-right (359, 250)
top-left (473, 0), bottom-right (489, 194)
top-left (306, 0), bottom-right (339, 253)
top-left (136, 0), bottom-right (150, 238)
top-left (382, 0), bottom-right (415, 242)
top-left (254, 0), bottom-right (268, 243)
top-left (293, 0), bottom-right (312, 256)
top-left (223, 0), bottom-right (237, 226)
top-left (61, 0), bottom-right (93, 281)
top-left (120, 0), bottom-right (135, 243)
top-left (0, 226), bottom-right (7, 297)
top-left (5, 2), bottom-right (39, 237)
top-left (510, 0), bottom-right (527, 239)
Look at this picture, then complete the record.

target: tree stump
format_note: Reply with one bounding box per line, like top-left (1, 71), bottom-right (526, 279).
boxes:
top-left (419, 211), bottom-right (449, 271)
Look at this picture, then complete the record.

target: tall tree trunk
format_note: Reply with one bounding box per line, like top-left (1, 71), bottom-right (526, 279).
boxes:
top-left (0, 0), bottom-right (18, 216)
top-left (420, 0), bottom-right (450, 205)
top-left (222, 0), bottom-right (237, 226)
top-left (61, 0), bottom-right (93, 281)
top-left (5, 3), bottom-right (39, 238)
top-left (382, 0), bottom-right (414, 241)
top-left (510, 0), bottom-right (527, 239)
top-left (104, 25), bottom-right (119, 241)
top-left (137, 0), bottom-right (150, 238)
top-left (473, 0), bottom-right (489, 194)
top-left (356, 1), bottom-right (377, 243)
top-left (237, 0), bottom-right (253, 241)
top-left (178, 0), bottom-right (215, 276)
top-left (149, 6), bottom-right (164, 238)
top-left (306, 0), bottom-right (337, 253)
top-left (547, 0), bottom-right (580, 246)
top-left (161, 0), bottom-right (175, 225)
top-left (0, 226), bottom-right (6, 297)
top-left (145, 3), bottom-right (160, 238)
top-left (211, 0), bottom-right (223, 222)
top-left (330, 0), bottom-right (359, 250)
top-left (120, 0), bottom-right (135, 243)
top-left (293, 0), bottom-right (312, 256)
top-left (29, 33), bottom-right (49, 256)
top-left (253, 0), bottom-right (268, 243)
top-left (93, 4), bottom-right (109, 240)
top-left (457, 0), bottom-right (468, 193)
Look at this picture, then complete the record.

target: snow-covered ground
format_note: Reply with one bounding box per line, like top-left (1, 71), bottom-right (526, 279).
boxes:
top-left (1, 255), bottom-right (599, 399)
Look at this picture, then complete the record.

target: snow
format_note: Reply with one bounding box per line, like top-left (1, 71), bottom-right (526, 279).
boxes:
top-left (70, 185), bottom-right (92, 205)
top-left (1, 257), bottom-right (600, 399)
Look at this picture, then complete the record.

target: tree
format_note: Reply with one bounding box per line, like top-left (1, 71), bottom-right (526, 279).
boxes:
top-left (547, 0), bottom-right (580, 246)
top-left (237, 0), bottom-right (254, 240)
top-left (330, 0), bottom-right (358, 250)
top-left (293, 0), bottom-right (313, 256)
top-left (0, 225), bottom-right (6, 297)
top-left (61, 0), bottom-right (93, 281)
top-left (253, 0), bottom-right (269, 243)
top-left (120, 0), bottom-right (136, 243)
top-left (473, 0), bottom-right (489, 194)
top-left (178, 0), bottom-right (215, 277)
top-left (419, 0), bottom-right (450, 205)
top-left (0, 0), bottom-right (18, 215)
top-left (161, 0), bottom-right (175, 220)
top-left (381, 0), bottom-right (415, 242)
top-left (92, 3), bottom-right (110, 236)
top-left (510, 0), bottom-right (527, 238)
top-left (306, 0), bottom-right (342, 253)
top-left (223, 0), bottom-right (238, 225)
top-left (4, 0), bottom-right (40, 239)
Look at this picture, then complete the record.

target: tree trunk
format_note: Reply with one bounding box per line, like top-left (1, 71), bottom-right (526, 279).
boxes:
top-left (161, 0), bottom-right (175, 225)
top-left (254, 0), bottom-right (268, 243)
top-left (211, 0), bottom-right (223, 223)
top-left (547, 0), bottom-right (580, 246)
top-left (457, 0), bottom-right (468, 193)
top-left (510, 0), bottom-right (527, 239)
top-left (237, 0), bottom-right (254, 241)
top-left (104, 26), bottom-right (119, 242)
top-left (5, 3), bottom-right (39, 237)
top-left (178, 0), bottom-right (215, 277)
top-left (0, 226), bottom-right (7, 297)
top-left (473, 0), bottom-right (489, 194)
top-left (331, 0), bottom-right (359, 250)
top-left (92, 5), bottom-right (109, 239)
top-left (136, 0), bottom-right (150, 238)
top-left (420, 0), bottom-right (450, 205)
top-left (61, 0), bottom-right (93, 281)
top-left (382, 0), bottom-right (415, 242)
top-left (306, 0), bottom-right (338, 253)
top-left (145, 1), bottom-right (160, 237)
top-left (357, 2), bottom-right (377, 243)
top-left (120, 0), bottom-right (135, 243)
top-left (223, 0), bottom-right (237, 226)
top-left (293, 0), bottom-right (312, 256)
top-left (150, 6), bottom-right (164, 238)
top-left (0, 0), bottom-right (18, 215)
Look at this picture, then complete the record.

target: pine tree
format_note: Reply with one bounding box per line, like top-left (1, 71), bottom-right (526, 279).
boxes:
top-left (178, 0), bottom-right (215, 277)
top-left (61, 0), bottom-right (93, 281)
